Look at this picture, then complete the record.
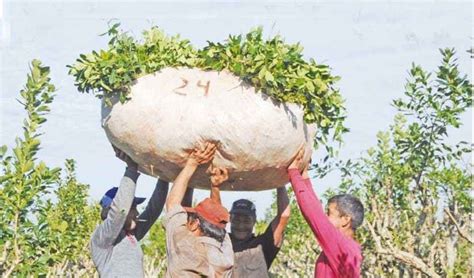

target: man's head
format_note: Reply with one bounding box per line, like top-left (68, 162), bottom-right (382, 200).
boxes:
top-left (229, 199), bottom-right (257, 241)
top-left (100, 187), bottom-right (146, 232)
top-left (184, 198), bottom-right (229, 243)
top-left (326, 194), bottom-right (364, 232)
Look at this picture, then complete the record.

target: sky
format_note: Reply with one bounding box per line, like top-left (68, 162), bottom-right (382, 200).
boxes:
top-left (0, 0), bottom-right (472, 220)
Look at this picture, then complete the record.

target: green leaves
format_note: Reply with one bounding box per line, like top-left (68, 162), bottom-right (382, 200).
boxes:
top-left (0, 61), bottom-right (100, 276)
top-left (68, 24), bottom-right (198, 104)
top-left (393, 48), bottom-right (472, 171)
top-left (195, 28), bottom-right (346, 146)
top-left (281, 48), bottom-right (472, 277)
top-left (0, 60), bottom-right (58, 275)
top-left (323, 49), bottom-right (473, 276)
top-left (68, 24), bottom-right (346, 148)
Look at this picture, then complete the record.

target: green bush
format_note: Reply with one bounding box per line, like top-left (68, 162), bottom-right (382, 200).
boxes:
top-left (0, 60), bottom-right (100, 277)
top-left (274, 49), bottom-right (472, 277)
top-left (3, 49), bottom-right (471, 277)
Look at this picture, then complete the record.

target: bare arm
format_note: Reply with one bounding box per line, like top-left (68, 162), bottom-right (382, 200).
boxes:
top-left (166, 163), bottom-right (198, 211)
top-left (210, 186), bottom-right (221, 204)
top-left (209, 166), bottom-right (228, 205)
top-left (166, 143), bottom-right (216, 211)
top-left (270, 186), bottom-right (291, 248)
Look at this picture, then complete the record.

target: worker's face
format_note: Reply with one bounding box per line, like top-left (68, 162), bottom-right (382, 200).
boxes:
top-left (327, 202), bottom-right (351, 231)
top-left (124, 206), bottom-right (139, 232)
top-left (230, 213), bottom-right (256, 241)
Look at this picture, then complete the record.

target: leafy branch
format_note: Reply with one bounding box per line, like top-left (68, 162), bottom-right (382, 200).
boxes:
top-left (0, 60), bottom-right (99, 276)
top-left (68, 23), bottom-right (347, 148)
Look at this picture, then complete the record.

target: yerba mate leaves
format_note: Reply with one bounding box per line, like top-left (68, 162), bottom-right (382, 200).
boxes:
top-left (68, 23), bottom-right (347, 147)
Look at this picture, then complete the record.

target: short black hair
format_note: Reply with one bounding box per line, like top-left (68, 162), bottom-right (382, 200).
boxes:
top-left (328, 194), bottom-right (364, 230)
top-left (187, 213), bottom-right (226, 243)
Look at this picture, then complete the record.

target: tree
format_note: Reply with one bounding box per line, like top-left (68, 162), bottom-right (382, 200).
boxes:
top-left (327, 48), bottom-right (471, 277)
top-left (1, 49), bottom-right (471, 277)
top-left (43, 160), bottom-right (100, 276)
top-left (267, 49), bottom-right (472, 277)
top-left (0, 60), bottom-right (99, 276)
top-left (140, 220), bottom-right (168, 277)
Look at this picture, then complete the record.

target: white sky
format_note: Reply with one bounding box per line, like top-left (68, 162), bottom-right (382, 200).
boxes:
top-left (0, 0), bottom-right (472, 219)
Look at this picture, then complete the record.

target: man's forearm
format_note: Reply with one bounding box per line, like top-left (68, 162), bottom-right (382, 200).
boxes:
top-left (166, 163), bottom-right (197, 210)
top-left (210, 186), bottom-right (222, 204)
top-left (271, 186), bottom-right (290, 247)
top-left (276, 186), bottom-right (290, 217)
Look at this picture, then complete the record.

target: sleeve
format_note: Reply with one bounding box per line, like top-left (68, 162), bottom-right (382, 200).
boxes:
top-left (91, 168), bottom-right (139, 248)
top-left (164, 205), bottom-right (210, 276)
top-left (163, 204), bottom-right (188, 234)
top-left (288, 169), bottom-right (351, 276)
top-left (258, 224), bottom-right (281, 269)
top-left (134, 179), bottom-right (169, 241)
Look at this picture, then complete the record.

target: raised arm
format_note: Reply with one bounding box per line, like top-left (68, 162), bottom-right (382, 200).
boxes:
top-left (209, 166), bottom-right (228, 205)
top-left (269, 186), bottom-right (291, 248)
top-left (166, 142), bottom-right (216, 211)
top-left (287, 148), bottom-right (350, 275)
top-left (134, 178), bottom-right (169, 240)
top-left (91, 146), bottom-right (139, 248)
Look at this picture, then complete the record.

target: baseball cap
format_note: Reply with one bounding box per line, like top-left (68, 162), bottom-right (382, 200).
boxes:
top-left (99, 187), bottom-right (146, 209)
top-left (184, 198), bottom-right (230, 229)
top-left (230, 199), bottom-right (256, 217)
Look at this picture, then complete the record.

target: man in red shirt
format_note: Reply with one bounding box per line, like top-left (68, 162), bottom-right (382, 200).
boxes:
top-left (287, 148), bottom-right (364, 277)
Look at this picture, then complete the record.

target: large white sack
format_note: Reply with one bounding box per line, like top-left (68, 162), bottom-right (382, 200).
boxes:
top-left (101, 67), bottom-right (315, 191)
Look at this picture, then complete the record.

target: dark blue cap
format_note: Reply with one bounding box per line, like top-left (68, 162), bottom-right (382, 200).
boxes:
top-left (230, 199), bottom-right (256, 217)
top-left (100, 187), bottom-right (146, 209)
